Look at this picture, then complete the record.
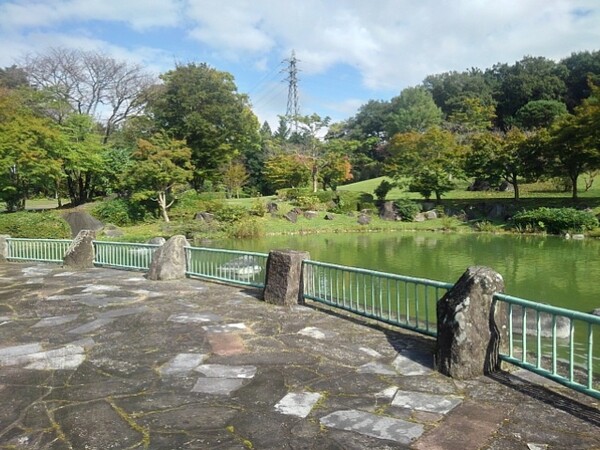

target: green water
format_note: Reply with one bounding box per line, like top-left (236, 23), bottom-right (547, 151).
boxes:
top-left (215, 231), bottom-right (600, 314)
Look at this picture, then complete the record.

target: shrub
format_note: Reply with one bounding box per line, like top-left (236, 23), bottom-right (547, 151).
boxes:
top-left (0, 211), bottom-right (70, 238)
top-left (394, 199), bottom-right (421, 221)
top-left (512, 207), bottom-right (599, 234)
top-left (276, 188), bottom-right (311, 201)
top-left (295, 195), bottom-right (322, 211)
top-left (228, 217), bottom-right (265, 239)
top-left (92, 198), bottom-right (154, 226)
top-left (249, 198), bottom-right (267, 217)
top-left (374, 179), bottom-right (394, 201)
top-left (213, 205), bottom-right (248, 223)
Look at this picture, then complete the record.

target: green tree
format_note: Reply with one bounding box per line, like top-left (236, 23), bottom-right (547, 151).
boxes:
top-left (149, 63), bottom-right (260, 188)
top-left (221, 161), bottom-right (249, 198)
top-left (386, 86), bottom-right (442, 135)
top-left (562, 50), bottom-right (600, 110)
top-left (514, 100), bottom-right (568, 130)
top-left (387, 127), bottom-right (464, 202)
top-left (0, 88), bottom-right (63, 210)
top-left (126, 133), bottom-right (193, 222)
top-left (290, 113), bottom-right (331, 192)
top-left (264, 153), bottom-right (310, 190)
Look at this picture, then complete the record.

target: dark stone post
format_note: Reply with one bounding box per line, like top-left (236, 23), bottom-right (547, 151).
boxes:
top-left (147, 235), bottom-right (187, 281)
top-left (436, 266), bottom-right (507, 379)
top-left (263, 250), bottom-right (310, 306)
top-left (63, 230), bottom-right (96, 269)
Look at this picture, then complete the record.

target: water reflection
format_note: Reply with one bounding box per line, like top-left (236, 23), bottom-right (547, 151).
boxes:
top-left (217, 232), bottom-right (600, 313)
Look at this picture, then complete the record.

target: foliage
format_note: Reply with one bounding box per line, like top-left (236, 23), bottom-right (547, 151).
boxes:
top-left (265, 154), bottom-right (311, 190)
top-left (512, 207), bottom-right (599, 234)
top-left (514, 100), bottom-right (568, 130)
top-left (386, 86), bottom-right (442, 135)
top-left (148, 63), bottom-right (260, 187)
top-left (91, 198), bottom-right (154, 226)
top-left (394, 199), bottom-right (421, 221)
top-left (295, 195), bottom-right (322, 211)
top-left (374, 179), bottom-right (394, 201)
top-left (221, 161), bottom-right (249, 199)
top-left (212, 205), bottom-right (248, 223)
top-left (248, 198), bottom-right (267, 217)
top-left (227, 217), bottom-right (265, 239)
top-left (125, 133), bottom-right (193, 222)
top-left (276, 187), bottom-right (312, 201)
top-left (387, 127), bottom-right (464, 201)
top-left (0, 211), bottom-right (70, 238)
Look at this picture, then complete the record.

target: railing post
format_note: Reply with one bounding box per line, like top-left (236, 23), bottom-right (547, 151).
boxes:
top-left (0, 235), bottom-right (10, 262)
top-left (436, 266), bottom-right (507, 379)
top-left (63, 230), bottom-right (96, 269)
top-left (263, 250), bottom-right (310, 306)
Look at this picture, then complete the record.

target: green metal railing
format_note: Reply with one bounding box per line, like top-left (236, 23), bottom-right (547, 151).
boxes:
top-left (6, 238), bottom-right (72, 263)
top-left (496, 293), bottom-right (600, 400)
top-left (185, 247), bottom-right (268, 288)
top-left (93, 241), bottom-right (160, 270)
top-left (302, 260), bottom-right (453, 337)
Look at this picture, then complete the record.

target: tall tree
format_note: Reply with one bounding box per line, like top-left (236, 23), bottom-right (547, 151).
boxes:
top-left (149, 63), bottom-right (260, 188)
top-left (514, 100), bottom-right (568, 130)
top-left (23, 47), bottom-right (153, 142)
top-left (386, 86), bottom-right (442, 136)
top-left (562, 50), bottom-right (600, 110)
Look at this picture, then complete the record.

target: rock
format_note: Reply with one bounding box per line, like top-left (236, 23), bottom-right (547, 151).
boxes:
top-left (486, 204), bottom-right (507, 220)
top-left (195, 212), bottom-right (214, 222)
top-left (437, 266), bottom-right (507, 379)
top-left (263, 250), bottom-right (310, 306)
top-left (467, 179), bottom-right (492, 191)
top-left (572, 234), bottom-right (585, 240)
top-left (0, 235), bottom-right (9, 262)
top-left (498, 181), bottom-right (514, 192)
top-left (591, 308), bottom-right (600, 316)
top-left (424, 210), bottom-right (438, 220)
top-left (284, 211), bottom-right (298, 223)
top-left (266, 202), bottom-right (278, 213)
top-left (414, 213), bottom-right (426, 222)
top-left (147, 235), bottom-right (187, 281)
top-left (292, 207), bottom-right (304, 215)
top-left (379, 201), bottom-right (398, 221)
top-left (422, 201), bottom-right (436, 211)
top-left (303, 211), bottom-right (318, 220)
top-left (357, 214), bottom-right (371, 225)
top-left (147, 237), bottom-right (166, 246)
top-left (102, 224), bottom-right (123, 238)
top-left (62, 211), bottom-right (104, 238)
top-left (63, 230), bottom-right (96, 269)
top-left (324, 213), bottom-right (335, 220)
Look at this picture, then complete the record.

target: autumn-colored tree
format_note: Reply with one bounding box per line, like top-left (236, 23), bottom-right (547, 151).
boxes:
top-left (221, 161), bottom-right (249, 198)
top-left (126, 133), bottom-right (193, 222)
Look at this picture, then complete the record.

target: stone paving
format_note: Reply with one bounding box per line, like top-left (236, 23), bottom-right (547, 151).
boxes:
top-left (0, 262), bottom-right (598, 449)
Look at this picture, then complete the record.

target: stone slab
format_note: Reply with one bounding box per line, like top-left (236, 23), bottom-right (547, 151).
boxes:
top-left (159, 353), bottom-right (208, 376)
top-left (274, 392), bottom-right (322, 418)
top-left (391, 390), bottom-right (462, 414)
top-left (24, 346), bottom-right (86, 370)
top-left (191, 378), bottom-right (245, 395)
top-left (98, 306), bottom-right (148, 319)
top-left (207, 333), bottom-right (245, 356)
top-left (297, 326), bottom-right (336, 340)
top-left (357, 362), bottom-right (397, 375)
top-left (412, 400), bottom-right (510, 450)
top-left (32, 314), bottom-right (79, 328)
top-left (168, 313), bottom-right (222, 323)
top-left (194, 364), bottom-right (257, 379)
top-left (392, 351), bottom-right (433, 376)
top-left (319, 409), bottom-right (424, 444)
top-left (68, 318), bottom-right (113, 334)
top-left (202, 323), bottom-right (248, 333)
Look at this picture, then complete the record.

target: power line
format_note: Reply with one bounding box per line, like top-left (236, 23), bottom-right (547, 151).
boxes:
top-left (282, 50), bottom-right (300, 132)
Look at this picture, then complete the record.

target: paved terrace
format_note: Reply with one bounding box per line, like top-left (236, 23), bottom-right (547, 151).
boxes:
top-left (0, 262), bottom-right (598, 450)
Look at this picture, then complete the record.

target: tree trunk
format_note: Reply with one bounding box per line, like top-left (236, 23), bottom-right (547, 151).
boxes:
top-left (158, 191), bottom-right (170, 222)
top-left (571, 174), bottom-right (578, 199)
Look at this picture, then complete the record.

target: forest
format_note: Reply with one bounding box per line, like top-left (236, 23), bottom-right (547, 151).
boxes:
top-left (1, 48), bottom-right (599, 223)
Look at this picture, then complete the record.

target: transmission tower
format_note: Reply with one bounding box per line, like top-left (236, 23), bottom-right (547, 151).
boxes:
top-left (282, 50), bottom-right (300, 132)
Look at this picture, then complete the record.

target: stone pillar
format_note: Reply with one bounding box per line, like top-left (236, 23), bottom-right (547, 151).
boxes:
top-left (436, 266), bottom-right (507, 379)
top-left (0, 235), bottom-right (10, 262)
top-left (147, 235), bottom-right (187, 281)
top-left (63, 230), bottom-right (96, 269)
top-left (263, 250), bottom-right (310, 306)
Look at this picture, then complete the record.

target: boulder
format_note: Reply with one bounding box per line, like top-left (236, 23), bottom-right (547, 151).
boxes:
top-left (195, 212), bottom-right (214, 222)
top-left (379, 201), bottom-right (398, 221)
top-left (467, 179), bottom-right (492, 191)
top-left (63, 230), bottom-right (96, 269)
top-left (424, 210), bottom-right (438, 220)
top-left (102, 224), bottom-right (124, 238)
top-left (324, 213), bottom-right (335, 220)
top-left (0, 235), bottom-right (10, 262)
top-left (304, 211), bottom-right (318, 220)
top-left (498, 181), bottom-right (514, 192)
top-left (591, 308), bottom-right (600, 316)
top-left (62, 211), bottom-right (104, 238)
top-left (147, 237), bottom-right (166, 246)
top-left (357, 214), bottom-right (371, 225)
top-left (437, 266), bottom-right (507, 379)
top-left (284, 211), bottom-right (298, 223)
top-left (266, 202), bottom-right (278, 213)
top-left (147, 235), bottom-right (187, 281)
top-left (414, 213), bottom-right (426, 222)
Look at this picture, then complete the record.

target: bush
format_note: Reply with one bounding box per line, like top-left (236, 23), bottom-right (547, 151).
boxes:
top-left (249, 198), bottom-right (267, 217)
top-left (228, 217), bottom-right (265, 239)
top-left (213, 205), bottom-right (248, 223)
top-left (0, 211), bottom-right (70, 238)
top-left (276, 188), bottom-right (311, 201)
top-left (374, 179), bottom-right (394, 201)
top-left (92, 198), bottom-right (154, 226)
top-left (512, 207), bottom-right (599, 234)
top-left (394, 199), bottom-right (421, 221)
top-left (295, 195), bottom-right (322, 211)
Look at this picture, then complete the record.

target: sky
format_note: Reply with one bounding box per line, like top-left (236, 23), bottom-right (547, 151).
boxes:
top-left (1, 0), bottom-right (599, 129)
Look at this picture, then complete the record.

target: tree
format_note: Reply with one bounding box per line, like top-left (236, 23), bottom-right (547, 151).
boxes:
top-left (23, 47), bottom-right (153, 142)
top-left (0, 88), bottom-right (63, 210)
top-left (562, 50), bottom-right (600, 110)
top-left (0, 65), bottom-right (28, 89)
top-left (126, 133), bottom-right (193, 222)
top-left (263, 154), bottom-right (310, 190)
top-left (447, 97), bottom-right (496, 133)
top-left (514, 100), bottom-right (568, 130)
top-left (149, 63), bottom-right (260, 188)
top-left (387, 127), bottom-right (464, 202)
top-left (386, 86), bottom-right (442, 135)
top-left (221, 161), bottom-right (249, 198)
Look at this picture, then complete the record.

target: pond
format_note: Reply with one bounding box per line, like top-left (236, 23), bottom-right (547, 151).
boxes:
top-left (214, 231), bottom-right (600, 314)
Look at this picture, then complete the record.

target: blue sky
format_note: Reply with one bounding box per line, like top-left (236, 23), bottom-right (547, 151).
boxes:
top-left (1, 0), bottom-right (599, 128)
